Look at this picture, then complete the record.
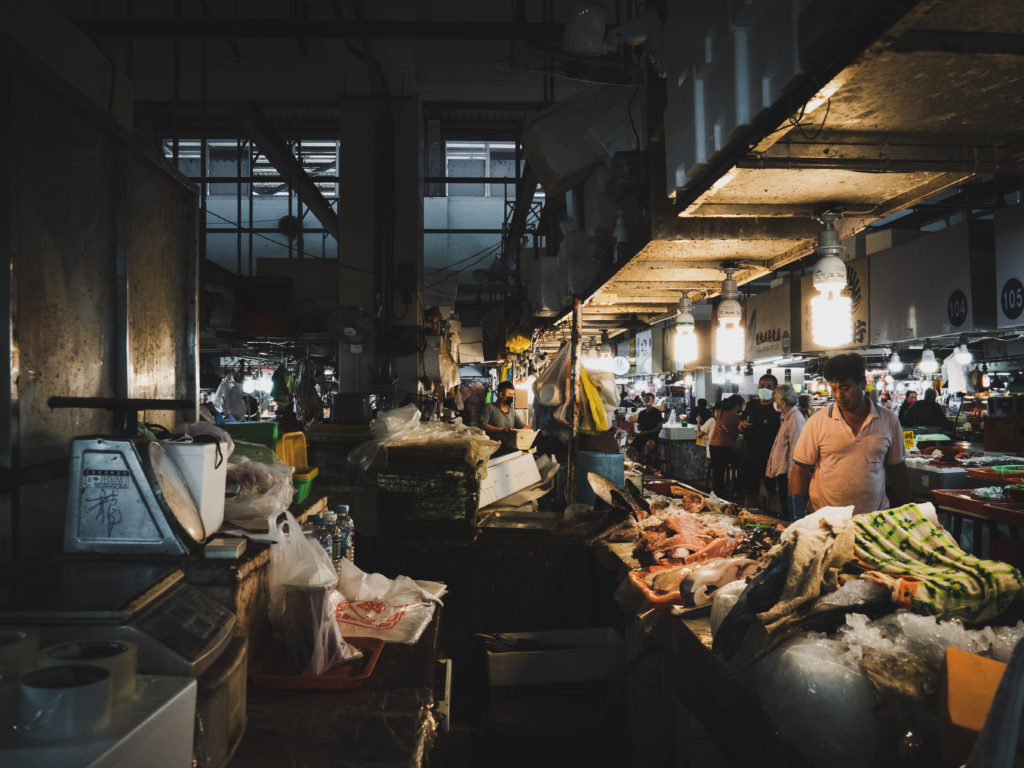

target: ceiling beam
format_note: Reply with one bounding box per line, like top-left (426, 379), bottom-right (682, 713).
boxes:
top-left (71, 19), bottom-right (564, 41)
top-left (231, 103), bottom-right (339, 241)
top-left (651, 216), bottom-right (822, 241)
top-left (892, 29), bottom-right (1024, 56)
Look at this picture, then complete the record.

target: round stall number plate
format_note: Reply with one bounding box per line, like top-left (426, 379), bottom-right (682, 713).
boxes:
top-left (1001, 278), bottom-right (1024, 321)
top-left (947, 289), bottom-right (968, 327)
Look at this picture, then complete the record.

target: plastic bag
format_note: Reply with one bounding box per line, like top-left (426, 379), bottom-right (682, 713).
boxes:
top-left (266, 511), bottom-right (361, 675)
top-left (348, 403), bottom-right (499, 471)
top-left (334, 557), bottom-right (447, 645)
top-left (173, 421), bottom-right (235, 460)
top-left (223, 454), bottom-right (295, 524)
top-left (294, 359), bottom-right (324, 428)
top-left (212, 374), bottom-right (246, 421)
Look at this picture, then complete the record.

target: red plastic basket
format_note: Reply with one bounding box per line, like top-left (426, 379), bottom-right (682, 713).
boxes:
top-left (248, 635), bottom-right (384, 690)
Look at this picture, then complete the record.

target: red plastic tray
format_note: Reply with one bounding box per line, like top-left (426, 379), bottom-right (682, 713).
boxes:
top-left (931, 489), bottom-right (1024, 525)
top-left (248, 635), bottom-right (385, 690)
top-left (965, 467), bottom-right (1024, 483)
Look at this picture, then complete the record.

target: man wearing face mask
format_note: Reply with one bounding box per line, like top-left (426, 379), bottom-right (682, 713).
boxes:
top-left (738, 374), bottom-right (781, 509)
top-left (481, 380), bottom-right (529, 455)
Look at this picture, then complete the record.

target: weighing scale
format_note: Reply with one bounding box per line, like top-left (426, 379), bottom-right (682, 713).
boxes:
top-left (0, 398), bottom-right (246, 766)
top-left (0, 558), bottom-right (235, 677)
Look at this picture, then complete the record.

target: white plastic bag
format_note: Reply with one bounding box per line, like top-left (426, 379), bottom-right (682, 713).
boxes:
top-left (266, 511), bottom-right (361, 675)
top-left (223, 455), bottom-right (295, 524)
top-left (334, 557), bottom-right (446, 645)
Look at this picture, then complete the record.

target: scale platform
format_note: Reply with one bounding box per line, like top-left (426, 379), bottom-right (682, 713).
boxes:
top-left (0, 558), bottom-right (235, 677)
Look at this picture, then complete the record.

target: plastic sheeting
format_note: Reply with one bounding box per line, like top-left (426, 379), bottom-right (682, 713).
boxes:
top-left (349, 404), bottom-right (499, 471)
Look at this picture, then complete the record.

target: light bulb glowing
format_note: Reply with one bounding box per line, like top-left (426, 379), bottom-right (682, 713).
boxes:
top-left (716, 316), bottom-right (744, 363)
top-left (956, 344), bottom-right (973, 365)
top-left (810, 286), bottom-right (852, 347)
top-left (919, 347), bottom-right (939, 375)
top-left (888, 352), bottom-right (904, 374)
top-left (674, 324), bottom-right (697, 365)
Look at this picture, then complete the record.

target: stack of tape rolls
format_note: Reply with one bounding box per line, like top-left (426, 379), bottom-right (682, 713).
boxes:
top-left (0, 628), bottom-right (39, 721)
top-left (18, 665), bottom-right (113, 738)
top-left (38, 639), bottom-right (138, 702)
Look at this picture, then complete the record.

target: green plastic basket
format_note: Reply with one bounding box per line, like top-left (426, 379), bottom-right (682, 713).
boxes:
top-left (988, 465), bottom-right (1024, 474)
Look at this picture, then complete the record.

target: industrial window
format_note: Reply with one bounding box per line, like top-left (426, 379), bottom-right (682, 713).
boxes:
top-left (161, 138), bottom-right (340, 274)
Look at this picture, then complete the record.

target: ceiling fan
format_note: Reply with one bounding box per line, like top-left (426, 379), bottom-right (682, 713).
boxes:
top-left (495, 2), bottom-right (665, 87)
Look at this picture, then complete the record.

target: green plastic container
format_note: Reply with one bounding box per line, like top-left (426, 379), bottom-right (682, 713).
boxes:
top-left (223, 422), bottom-right (279, 451)
top-left (292, 467), bottom-right (319, 505)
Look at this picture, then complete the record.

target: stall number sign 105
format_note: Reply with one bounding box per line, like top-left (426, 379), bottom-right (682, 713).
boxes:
top-left (1002, 278), bottom-right (1024, 320)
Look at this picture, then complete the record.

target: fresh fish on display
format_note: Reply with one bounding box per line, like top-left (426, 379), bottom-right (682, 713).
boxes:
top-left (712, 557), bottom-right (791, 660)
top-left (679, 558), bottom-right (760, 607)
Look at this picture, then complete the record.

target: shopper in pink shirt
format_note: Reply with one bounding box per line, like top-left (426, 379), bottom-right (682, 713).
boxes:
top-left (789, 353), bottom-right (909, 518)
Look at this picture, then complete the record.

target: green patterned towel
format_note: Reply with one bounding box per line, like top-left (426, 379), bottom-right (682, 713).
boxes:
top-left (853, 503), bottom-right (1023, 623)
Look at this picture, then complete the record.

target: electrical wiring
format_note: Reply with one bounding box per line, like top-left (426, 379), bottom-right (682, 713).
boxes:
top-left (204, 209), bottom-right (376, 275)
top-left (421, 246), bottom-right (504, 291)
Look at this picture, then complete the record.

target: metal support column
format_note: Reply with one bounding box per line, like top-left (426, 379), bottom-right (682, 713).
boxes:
top-left (567, 297), bottom-right (581, 506)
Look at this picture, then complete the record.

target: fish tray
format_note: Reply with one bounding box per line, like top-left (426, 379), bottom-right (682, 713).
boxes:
top-left (247, 636), bottom-right (384, 690)
top-left (930, 489), bottom-right (1024, 525)
top-left (966, 465), bottom-right (1024, 483)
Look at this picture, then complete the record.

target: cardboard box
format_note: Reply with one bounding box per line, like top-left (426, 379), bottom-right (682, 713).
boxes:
top-left (485, 628), bottom-right (625, 686)
top-left (460, 326), bottom-right (483, 344)
top-left (478, 452), bottom-right (541, 509)
top-left (514, 429), bottom-right (539, 451)
top-left (459, 342), bottom-right (484, 363)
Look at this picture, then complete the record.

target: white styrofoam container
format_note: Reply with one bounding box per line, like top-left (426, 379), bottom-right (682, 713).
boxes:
top-left (485, 628), bottom-right (626, 686)
top-left (163, 441), bottom-right (227, 538)
top-left (478, 452), bottom-right (542, 509)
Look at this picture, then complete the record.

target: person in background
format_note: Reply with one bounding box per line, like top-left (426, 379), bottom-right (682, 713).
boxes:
top-left (903, 388), bottom-right (948, 428)
top-left (797, 393), bottom-right (813, 420)
top-left (630, 392), bottom-right (664, 460)
top-left (709, 395), bottom-right (744, 499)
top-left (790, 353), bottom-right (909, 518)
top-left (765, 384), bottom-right (806, 519)
top-left (481, 381), bottom-right (529, 455)
top-left (687, 398), bottom-right (713, 425)
top-left (898, 390), bottom-right (918, 425)
top-left (698, 402), bottom-right (720, 462)
top-left (739, 374), bottom-right (781, 509)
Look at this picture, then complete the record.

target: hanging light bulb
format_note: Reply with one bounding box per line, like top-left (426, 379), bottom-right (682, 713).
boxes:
top-left (674, 295), bottom-right (698, 366)
top-left (888, 350), bottom-right (904, 374)
top-left (919, 341), bottom-right (939, 374)
top-left (810, 212), bottom-right (852, 348)
top-left (713, 365), bottom-right (726, 384)
top-left (715, 266), bottom-right (744, 363)
top-left (955, 335), bottom-right (973, 365)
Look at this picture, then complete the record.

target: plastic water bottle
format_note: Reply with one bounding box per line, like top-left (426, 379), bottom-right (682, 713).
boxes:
top-left (323, 509), bottom-right (341, 565)
top-left (308, 514), bottom-right (331, 558)
top-left (335, 505), bottom-right (355, 563)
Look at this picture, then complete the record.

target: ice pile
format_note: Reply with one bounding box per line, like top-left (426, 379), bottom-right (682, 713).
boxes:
top-left (839, 610), bottom-right (1024, 666)
top-left (751, 636), bottom-right (879, 768)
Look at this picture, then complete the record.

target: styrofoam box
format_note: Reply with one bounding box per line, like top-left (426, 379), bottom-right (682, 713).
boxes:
top-left (485, 628), bottom-right (626, 686)
top-left (163, 441), bottom-right (227, 537)
top-left (459, 342), bottom-right (484, 364)
top-left (478, 452), bottom-right (541, 509)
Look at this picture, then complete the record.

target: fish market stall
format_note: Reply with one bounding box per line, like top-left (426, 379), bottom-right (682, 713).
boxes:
top-left (577, 471), bottom-right (1024, 767)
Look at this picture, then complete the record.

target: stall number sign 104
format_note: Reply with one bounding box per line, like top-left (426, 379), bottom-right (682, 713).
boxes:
top-left (1002, 278), bottom-right (1024, 320)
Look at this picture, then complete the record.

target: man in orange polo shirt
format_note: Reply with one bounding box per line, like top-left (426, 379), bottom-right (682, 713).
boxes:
top-left (788, 353), bottom-right (909, 518)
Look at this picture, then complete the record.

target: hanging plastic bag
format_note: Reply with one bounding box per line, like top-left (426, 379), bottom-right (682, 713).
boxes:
top-left (334, 557), bottom-right (447, 645)
top-left (212, 374), bottom-right (246, 421)
top-left (266, 510), bottom-right (362, 675)
top-left (580, 368), bottom-right (609, 431)
top-left (294, 359), bottom-right (324, 428)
